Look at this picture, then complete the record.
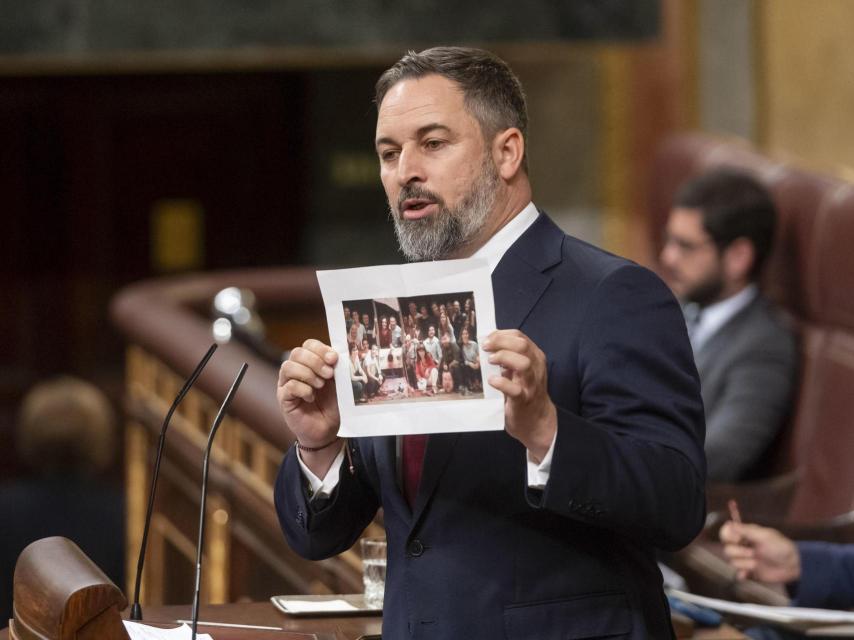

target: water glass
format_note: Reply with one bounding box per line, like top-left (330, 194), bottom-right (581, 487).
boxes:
top-left (360, 537), bottom-right (387, 608)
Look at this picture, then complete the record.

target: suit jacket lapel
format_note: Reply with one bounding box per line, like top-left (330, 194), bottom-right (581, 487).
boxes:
top-left (493, 212), bottom-right (563, 330)
top-left (408, 212), bottom-right (565, 520)
top-left (372, 436), bottom-right (411, 519)
top-left (411, 432), bottom-right (460, 523)
top-left (694, 295), bottom-right (762, 373)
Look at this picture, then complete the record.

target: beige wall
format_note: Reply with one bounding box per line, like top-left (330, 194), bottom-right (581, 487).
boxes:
top-left (759, 0), bottom-right (854, 174)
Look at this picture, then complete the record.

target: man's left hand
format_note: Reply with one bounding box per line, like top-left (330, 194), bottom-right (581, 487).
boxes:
top-left (483, 329), bottom-right (557, 462)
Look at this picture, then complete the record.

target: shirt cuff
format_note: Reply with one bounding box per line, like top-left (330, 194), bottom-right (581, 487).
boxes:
top-left (297, 443), bottom-right (346, 499)
top-left (526, 430), bottom-right (557, 489)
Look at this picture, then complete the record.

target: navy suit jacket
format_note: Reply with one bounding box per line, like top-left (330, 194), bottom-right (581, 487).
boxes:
top-left (275, 213), bottom-right (706, 639)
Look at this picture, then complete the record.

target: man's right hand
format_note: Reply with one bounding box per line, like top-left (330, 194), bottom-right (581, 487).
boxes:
top-left (720, 521), bottom-right (801, 584)
top-left (278, 339), bottom-right (341, 476)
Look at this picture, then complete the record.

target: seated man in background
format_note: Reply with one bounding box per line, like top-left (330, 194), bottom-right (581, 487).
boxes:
top-left (0, 377), bottom-right (125, 623)
top-left (660, 168), bottom-right (798, 482)
top-left (720, 518), bottom-right (853, 640)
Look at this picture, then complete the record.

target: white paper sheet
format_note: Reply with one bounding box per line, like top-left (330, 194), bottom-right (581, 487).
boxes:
top-left (123, 621), bottom-right (214, 640)
top-left (669, 589), bottom-right (854, 628)
top-left (275, 599), bottom-right (360, 613)
top-left (317, 258), bottom-right (504, 437)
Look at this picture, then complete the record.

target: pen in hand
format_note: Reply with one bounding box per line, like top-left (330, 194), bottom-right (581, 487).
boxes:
top-left (727, 498), bottom-right (748, 546)
top-left (727, 498), bottom-right (742, 527)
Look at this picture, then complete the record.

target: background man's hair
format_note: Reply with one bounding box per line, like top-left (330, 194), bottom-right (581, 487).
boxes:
top-left (675, 167), bottom-right (777, 280)
top-left (375, 46), bottom-right (529, 171)
top-left (17, 376), bottom-right (116, 475)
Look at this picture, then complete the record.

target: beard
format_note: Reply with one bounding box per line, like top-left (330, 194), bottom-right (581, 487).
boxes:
top-left (683, 269), bottom-right (725, 307)
top-left (389, 154), bottom-right (499, 262)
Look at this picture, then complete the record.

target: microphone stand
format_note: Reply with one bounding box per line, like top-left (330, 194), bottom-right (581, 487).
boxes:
top-left (191, 362), bottom-right (249, 640)
top-left (129, 343), bottom-right (218, 621)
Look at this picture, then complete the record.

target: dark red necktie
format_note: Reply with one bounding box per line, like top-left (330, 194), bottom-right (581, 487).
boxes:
top-left (402, 434), bottom-right (429, 508)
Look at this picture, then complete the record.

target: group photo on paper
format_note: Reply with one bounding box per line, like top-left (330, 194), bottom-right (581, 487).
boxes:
top-left (342, 293), bottom-right (483, 405)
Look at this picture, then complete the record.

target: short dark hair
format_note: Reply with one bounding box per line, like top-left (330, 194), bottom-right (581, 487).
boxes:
top-left (675, 168), bottom-right (777, 280)
top-left (375, 46), bottom-right (529, 170)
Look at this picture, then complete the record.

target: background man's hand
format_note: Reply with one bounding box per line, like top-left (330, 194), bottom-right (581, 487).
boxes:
top-left (720, 521), bottom-right (801, 584)
top-left (483, 329), bottom-right (557, 462)
top-left (277, 339), bottom-right (341, 476)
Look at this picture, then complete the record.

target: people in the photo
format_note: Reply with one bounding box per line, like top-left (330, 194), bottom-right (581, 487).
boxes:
top-left (362, 312), bottom-right (377, 346)
top-left (347, 322), bottom-right (360, 351)
top-left (460, 327), bottom-right (481, 391)
top-left (377, 316), bottom-right (391, 347)
top-left (423, 325), bottom-right (442, 363)
top-left (389, 316), bottom-right (403, 347)
top-left (418, 304), bottom-right (431, 334)
top-left (439, 333), bottom-right (462, 392)
top-left (403, 334), bottom-right (419, 389)
top-left (349, 344), bottom-right (368, 403)
top-left (438, 311), bottom-right (456, 342)
top-left (363, 344), bottom-right (384, 398)
top-left (415, 344), bottom-right (439, 395)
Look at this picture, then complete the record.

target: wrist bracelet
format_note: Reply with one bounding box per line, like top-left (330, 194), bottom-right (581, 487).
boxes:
top-left (295, 437), bottom-right (340, 452)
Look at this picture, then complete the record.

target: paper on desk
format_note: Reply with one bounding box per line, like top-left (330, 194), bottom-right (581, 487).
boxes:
top-left (123, 621), bottom-right (214, 640)
top-left (275, 599), bottom-right (360, 613)
top-left (317, 258), bottom-right (503, 437)
top-left (669, 589), bottom-right (854, 629)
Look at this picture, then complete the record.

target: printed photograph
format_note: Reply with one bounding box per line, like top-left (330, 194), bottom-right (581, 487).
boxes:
top-left (342, 292), bottom-right (483, 405)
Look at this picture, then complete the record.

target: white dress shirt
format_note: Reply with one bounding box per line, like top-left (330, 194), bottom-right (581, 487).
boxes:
top-left (689, 284), bottom-right (758, 353)
top-left (299, 202), bottom-right (556, 495)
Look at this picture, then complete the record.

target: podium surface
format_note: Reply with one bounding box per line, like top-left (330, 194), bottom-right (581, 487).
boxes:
top-left (3, 600), bottom-right (747, 639)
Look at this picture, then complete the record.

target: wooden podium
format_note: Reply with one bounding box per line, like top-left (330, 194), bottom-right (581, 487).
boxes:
top-left (4, 536), bottom-right (744, 640)
top-left (9, 537), bottom-right (129, 640)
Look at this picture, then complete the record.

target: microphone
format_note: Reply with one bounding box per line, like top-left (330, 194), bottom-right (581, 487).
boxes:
top-left (129, 343), bottom-right (218, 621)
top-left (191, 362), bottom-right (249, 640)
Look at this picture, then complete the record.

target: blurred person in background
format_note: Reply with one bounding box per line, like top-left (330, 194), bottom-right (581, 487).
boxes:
top-left (660, 169), bottom-right (797, 482)
top-left (720, 518), bottom-right (852, 639)
top-left (0, 376), bottom-right (124, 623)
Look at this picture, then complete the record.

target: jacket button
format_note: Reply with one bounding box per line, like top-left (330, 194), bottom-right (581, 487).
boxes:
top-left (407, 539), bottom-right (424, 557)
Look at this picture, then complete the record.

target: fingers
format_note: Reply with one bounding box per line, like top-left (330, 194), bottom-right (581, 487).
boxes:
top-left (488, 374), bottom-right (523, 398)
top-left (482, 330), bottom-right (529, 355)
top-left (278, 340), bottom-right (338, 401)
top-left (719, 521), bottom-right (742, 544)
top-left (487, 349), bottom-right (531, 373)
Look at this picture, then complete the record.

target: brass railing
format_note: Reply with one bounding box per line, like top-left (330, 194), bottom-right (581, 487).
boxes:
top-left (111, 267), bottom-right (376, 606)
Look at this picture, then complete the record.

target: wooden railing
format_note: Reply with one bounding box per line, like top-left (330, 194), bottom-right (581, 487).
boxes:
top-left (110, 267), bottom-right (382, 606)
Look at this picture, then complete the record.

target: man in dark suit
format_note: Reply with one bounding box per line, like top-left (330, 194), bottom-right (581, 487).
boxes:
top-left (660, 169), bottom-right (798, 482)
top-left (275, 46), bottom-right (706, 639)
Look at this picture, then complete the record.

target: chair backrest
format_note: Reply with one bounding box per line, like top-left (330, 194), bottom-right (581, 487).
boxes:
top-left (649, 134), bottom-right (854, 522)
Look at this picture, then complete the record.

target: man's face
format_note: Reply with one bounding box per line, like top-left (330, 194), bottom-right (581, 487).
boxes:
top-left (660, 208), bottom-right (724, 306)
top-left (428, 326), bottom-right (435, 338)
top-left (390, 317), bottom-right (397, 329)
top-left (376, 74), bottom-right (499, 261)
top-left (409, 302), bottom-right (417, 315)
top-left (362, 313), bottom-right (370, 326)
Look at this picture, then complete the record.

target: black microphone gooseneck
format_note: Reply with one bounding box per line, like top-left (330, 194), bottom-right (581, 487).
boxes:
top-left (191, 362), bottom-right (249, 640)
top-left (129, 343), bottom-right (218, 621)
